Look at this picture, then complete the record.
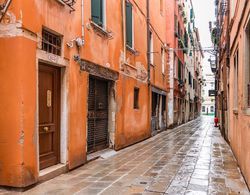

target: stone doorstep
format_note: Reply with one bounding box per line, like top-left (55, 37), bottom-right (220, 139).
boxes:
top-left (87, 148), bottom-right (117, 162)
top-left (38, 164), bottom-right (68, 183)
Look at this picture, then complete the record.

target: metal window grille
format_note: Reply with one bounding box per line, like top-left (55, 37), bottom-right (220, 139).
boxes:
top-left (42, 29), bottom-right (62, 56)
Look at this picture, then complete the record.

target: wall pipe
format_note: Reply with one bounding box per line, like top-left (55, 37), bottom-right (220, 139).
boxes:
top-left (81, 0), bottom-right (84, 39)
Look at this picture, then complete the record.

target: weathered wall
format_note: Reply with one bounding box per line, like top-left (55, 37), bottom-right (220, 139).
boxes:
top-left (229, 0), bottom-right (250, 188)
top-left (166, 0), bottom-right (176, 127)
top-left (0, 0), bottom-right (170, 187)
top-left (0, 37), bottom-right (37, 187)
top-left (115, 75), bottom-right (150, 150)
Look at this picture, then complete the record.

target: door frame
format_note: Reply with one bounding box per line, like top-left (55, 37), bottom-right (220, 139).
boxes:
top-left (36, 53), bottom-right (69, 172)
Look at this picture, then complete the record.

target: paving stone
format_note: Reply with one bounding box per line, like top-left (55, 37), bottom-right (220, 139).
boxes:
top-left (2, 116), bottom-right (247, 195)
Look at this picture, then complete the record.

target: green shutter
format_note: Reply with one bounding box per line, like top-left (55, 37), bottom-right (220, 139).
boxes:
top-left (91, 0), bottom-right (103, 26)
top-left (126, 2), bottom-right (133, 47)
top-left (190, 8), bottom-right (194, 20)
top-left (178, 60), bottom-right (182, 80)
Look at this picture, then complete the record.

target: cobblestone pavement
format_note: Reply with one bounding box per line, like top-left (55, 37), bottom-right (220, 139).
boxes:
top-left (2, 116), bottom-right (250, 194)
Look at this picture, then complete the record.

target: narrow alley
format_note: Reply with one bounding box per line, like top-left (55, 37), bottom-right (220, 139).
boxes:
top-left (12, 116), bottom-right (247, 195)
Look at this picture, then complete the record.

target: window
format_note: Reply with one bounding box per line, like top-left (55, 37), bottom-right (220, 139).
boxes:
top-left (202, 106), bottom-right (205, 112)
top-left (152, 92), bottom-right (158, 116)
top-left (190, 8), bottom-right (194, 21)
top-left (126, 1), bottom-right (133, 48)
top-left (42, 29), bottom-right (62, 56)
top-left (174, 15), bottom-right (178, 35)
top-left (150, 31), bottom-right (154, 64)
top-left (91, 0), bottom-right (104, 27)
top-left (161, 47), bottom-right (165, 74)
top-left (134, 88), bottom-right (139, 109)
top-left (188, 72), bottom-right (192, 86)
top-left (210, 106), bottom-right (214, 113)
top-left (233, 49), bottom-right (238, 110)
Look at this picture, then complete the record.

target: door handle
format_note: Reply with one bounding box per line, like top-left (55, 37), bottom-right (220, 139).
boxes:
top-left (44, 127), bottom-right (49, 132)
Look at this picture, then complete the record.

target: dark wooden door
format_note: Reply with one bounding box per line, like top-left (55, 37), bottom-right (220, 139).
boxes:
top-left (87, 77), bottom-right (109, 153)
top-left (39, 64), bottom-right (60, 170)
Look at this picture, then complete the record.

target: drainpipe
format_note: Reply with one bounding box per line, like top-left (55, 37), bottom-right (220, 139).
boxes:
top-left (146, 0), bottom-right (151, 134)
top-left (81, 0), bottom-right (84, 39)
top-left (147, 0), bottom-right (150, 85)
top-left (123, 0), bottom-right (126, 63)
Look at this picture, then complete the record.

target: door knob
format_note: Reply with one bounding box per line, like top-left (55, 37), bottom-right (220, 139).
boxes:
top-left (44, 127), bottom-right (49, 132)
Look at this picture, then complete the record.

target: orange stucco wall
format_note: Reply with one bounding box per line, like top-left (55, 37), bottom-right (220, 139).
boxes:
top-left (0, 37), bottom-right (37, 187)
top-left (0, 0), bottom-right (169, 187)
top-left (115, 75), bottom-right (150, 150)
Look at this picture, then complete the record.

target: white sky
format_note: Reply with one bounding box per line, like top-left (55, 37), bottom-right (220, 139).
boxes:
top-left (192, 0), bottom-right (215, 75)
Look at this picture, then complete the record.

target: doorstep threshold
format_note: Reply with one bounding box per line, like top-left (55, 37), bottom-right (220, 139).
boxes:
top-left (39, 164), bottom-right (67, 183)
top-left (87, 148), bottom-right (117, 162)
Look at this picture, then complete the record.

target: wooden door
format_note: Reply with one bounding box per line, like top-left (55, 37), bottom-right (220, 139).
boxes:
top-left (39, 64), bottom-right (60, 170)
top-left (87, 77), bottom-right (109, 153)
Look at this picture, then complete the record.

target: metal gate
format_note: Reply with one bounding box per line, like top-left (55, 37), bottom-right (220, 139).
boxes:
top-left (87, 77), bottom-right (109, 153)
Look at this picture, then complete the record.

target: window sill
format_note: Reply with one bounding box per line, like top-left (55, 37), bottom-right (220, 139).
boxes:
top-left (90, 21), bottom-right (112, 38)
top-left (126, 45), bottom-right (139, 55)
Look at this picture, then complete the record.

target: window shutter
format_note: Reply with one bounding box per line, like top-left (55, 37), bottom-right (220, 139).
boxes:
top-left (126, 2), bottom-right (133, 47)
top-left (190, 8), bottom-right (194, 20)
top-left (91, 0), bottom-right (103, 26)
top-left (189, 72), bottom-right (191, 85)
top-left (178, 60), bottom-right (182, 80)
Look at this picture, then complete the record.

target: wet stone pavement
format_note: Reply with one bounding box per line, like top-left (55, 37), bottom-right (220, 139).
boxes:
top-left (2, 116), bottom-right (250, 195)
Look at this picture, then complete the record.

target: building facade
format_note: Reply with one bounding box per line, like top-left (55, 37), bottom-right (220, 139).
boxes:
top-left (201, 73), bottom-right (215, 116)
top-left (0, 0), bottom-right (170, 188)
top-left (215, 0), bottom-right (250, 188)
top-left (167, 0), bottom-right (203, 128)
top-left (0, 0), bottom-right (202, 188)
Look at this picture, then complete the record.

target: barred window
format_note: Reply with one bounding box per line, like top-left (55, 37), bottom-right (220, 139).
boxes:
top-left (42, 29), bottom-right (62, 56)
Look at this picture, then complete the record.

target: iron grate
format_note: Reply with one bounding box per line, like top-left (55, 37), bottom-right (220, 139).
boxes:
top-left (42, 29), bottom-right (62, 56)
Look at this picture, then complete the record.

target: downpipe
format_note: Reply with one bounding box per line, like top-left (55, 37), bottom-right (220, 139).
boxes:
top-left (146, 0), bottom-right (152, 135)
